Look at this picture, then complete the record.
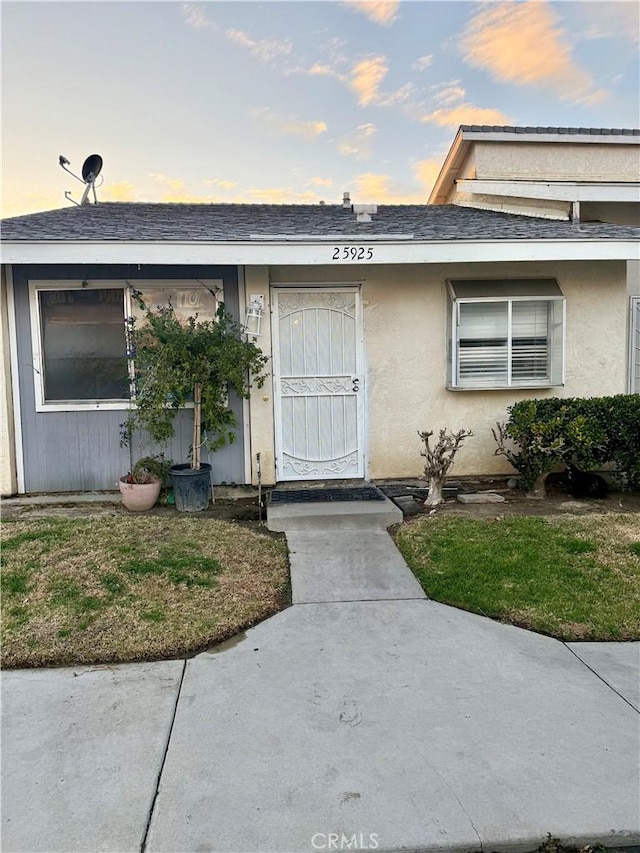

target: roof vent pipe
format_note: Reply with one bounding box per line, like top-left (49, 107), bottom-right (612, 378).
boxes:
top-left (342, 191), bottom-right (351, 208)
top-left (353, 203), bottom-right (377, 223)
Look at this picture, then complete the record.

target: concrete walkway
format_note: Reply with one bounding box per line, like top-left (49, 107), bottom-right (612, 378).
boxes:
top-left (2, 501), bottom-right (639, 853)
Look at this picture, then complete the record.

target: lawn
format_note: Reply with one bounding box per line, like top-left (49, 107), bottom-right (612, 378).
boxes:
top-left (395, 513), bottom-right (640, 641)
top-left (1, 515), bottom-right (289, 668)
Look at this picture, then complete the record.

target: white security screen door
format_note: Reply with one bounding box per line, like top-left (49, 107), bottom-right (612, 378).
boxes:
top-left (272, 288), bottom-right (364, 480)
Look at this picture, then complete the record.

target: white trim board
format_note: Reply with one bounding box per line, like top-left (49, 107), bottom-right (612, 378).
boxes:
top-left (6, 265), bottom-right (25, 493)
top-left (461, 132), bottom-right (640, 145)
top-left (237, 263), bottom-right (252, 485)
top-left (456, 179), bottom-right (640, 203)
top-left (3, 239), bottom-right (639, 266)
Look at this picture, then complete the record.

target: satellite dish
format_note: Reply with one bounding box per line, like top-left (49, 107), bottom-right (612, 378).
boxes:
top-left (82, 154), bottom-right (103, 182)
top-left (59, 152), bottom-right (104, 205)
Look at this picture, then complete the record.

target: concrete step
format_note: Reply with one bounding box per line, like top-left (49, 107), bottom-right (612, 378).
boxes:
top-left (266, 495), bottom-right (402, 532)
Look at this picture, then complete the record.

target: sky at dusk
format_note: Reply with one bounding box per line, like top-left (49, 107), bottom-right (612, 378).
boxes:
top-left (2, 0), bottom-right (639, 217)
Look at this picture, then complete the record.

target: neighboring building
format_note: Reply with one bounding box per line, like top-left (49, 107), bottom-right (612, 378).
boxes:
top-left (1, 126), bottom-right (639, 494)
top-left (429, 124), bottom-right (640, 398)
top-left (429, 125), bottom-right (640, 226)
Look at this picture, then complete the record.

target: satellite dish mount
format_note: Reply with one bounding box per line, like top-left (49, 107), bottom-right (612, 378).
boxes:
top-left (59, 154), bottom-right (103, 205)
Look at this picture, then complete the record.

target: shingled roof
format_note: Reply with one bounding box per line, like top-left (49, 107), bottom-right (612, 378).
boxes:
top-left (2, 202), bottom-right (639, 242)
top-left (459, 125), bottom-right (640, 136)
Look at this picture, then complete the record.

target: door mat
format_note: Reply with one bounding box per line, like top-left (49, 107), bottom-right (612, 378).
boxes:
top-left (269, 486), bottom-right (386, 504)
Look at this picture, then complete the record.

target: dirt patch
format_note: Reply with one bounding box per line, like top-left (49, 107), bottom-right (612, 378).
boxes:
top-left (1, 498), bottom-right (264, 525)
top-left (5, 482), bottom-right (640, 524)
top-left (383, 480), bottom-right (640, 521)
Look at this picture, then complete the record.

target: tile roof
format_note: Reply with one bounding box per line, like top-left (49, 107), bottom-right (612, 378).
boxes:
top-left (460, 125), bottom-right (640, 136)
top-left (2, 202), bottom-right (639, 242)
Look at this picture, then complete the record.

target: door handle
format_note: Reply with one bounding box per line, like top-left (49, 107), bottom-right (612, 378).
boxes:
top-left (352, 377), bottom-right (360, 393)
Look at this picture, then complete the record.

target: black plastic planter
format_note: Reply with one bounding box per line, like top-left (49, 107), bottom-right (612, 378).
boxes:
top-left (169, 463), bottom-right (212, 512)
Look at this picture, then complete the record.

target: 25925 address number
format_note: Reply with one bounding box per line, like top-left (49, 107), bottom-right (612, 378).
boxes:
top-left (332, 246), bottom-right (374, 261)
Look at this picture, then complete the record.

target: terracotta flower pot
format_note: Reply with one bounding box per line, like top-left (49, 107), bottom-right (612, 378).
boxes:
top-left (118, 477), bottom-right (161, 512)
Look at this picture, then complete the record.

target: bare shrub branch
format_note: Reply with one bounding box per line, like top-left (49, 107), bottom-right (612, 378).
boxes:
top-left (419, 428), bottom-right (472, 506)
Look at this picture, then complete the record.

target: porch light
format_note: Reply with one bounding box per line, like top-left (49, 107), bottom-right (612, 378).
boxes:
top-left (244, 297), bottom-right (264, 337)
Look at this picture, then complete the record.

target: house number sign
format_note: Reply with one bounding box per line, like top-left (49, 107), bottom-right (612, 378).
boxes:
top-left (331, 247), bottom-right (374, 261)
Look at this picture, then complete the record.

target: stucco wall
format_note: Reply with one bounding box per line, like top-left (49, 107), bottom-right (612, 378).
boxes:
top-left (474, 142), bottom-right (640, 182)
top-left (0, 267), bottom-right (17, 495)
top-left (258, 260), bottom-right (627, 482)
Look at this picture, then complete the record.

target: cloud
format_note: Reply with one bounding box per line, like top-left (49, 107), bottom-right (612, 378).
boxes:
top-left (159, 191), bottom-right (218, 203)
top-left (343, 0), bottom-right (400, 26)
top-left (204, 178), bottom-right (239, 190)
top-left (1, 192), bottom-right (62, 217)
top-left (432, 82), bottom-right (466, 107)
top-left (150, 174), bottom-right (185, 192)
top-left (308, 62), bottom-right (347, 81)
top-left (289, 45), bottom-right (415, 114)
top-left (358, 123), bottom-right (377, 137)
top-left (413, 54), bottom-right (433, 71)
top-left (244, 187), bottom-right (320, 203)
top-left (181, 3), bottom-right (211, 29)
top-left (337, 123), bottom-right (378, 158)
top-left (374, 81), bottom-right (416, 107)
top-left (576, 1), bottom-right (640, 44)
top-left (350, 56), bottom-right (388, 106)
top-left (351, 172), bottom-right (427, 204)
top-left (460, 1), bottom-right (607, 105)
top-left (226, 28), bottom-right (293, 63)
top-left (421, 103), bottom-right (514, 128)
top-left (102, 181), bottom-right (136, 202)
top-left (306, 176), bottom-right (335, 188)
top-left (412, 158), bottom-right (442, 194)
top-left (253, 108), bottom-right (328, 140)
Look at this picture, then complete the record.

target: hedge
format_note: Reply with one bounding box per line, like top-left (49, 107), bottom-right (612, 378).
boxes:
top-left (495, 394), bottom-right (640, 492)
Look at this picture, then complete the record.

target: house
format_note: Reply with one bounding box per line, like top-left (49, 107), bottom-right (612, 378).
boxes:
top-left (1, 125), bottom-right (639, 495)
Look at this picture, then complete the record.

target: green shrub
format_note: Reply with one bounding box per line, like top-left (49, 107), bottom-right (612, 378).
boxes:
top-left (494, 394), bottom-right (640, 492)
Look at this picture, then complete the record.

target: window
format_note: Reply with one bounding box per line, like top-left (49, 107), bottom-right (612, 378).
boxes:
top-left (130, 283), bottom-right (220, 327)
top-left (30, 280), bottom-right (223, 411)
top-left (37, 287), bottom-right (130, 403)
top-left (447, 279), bottom-right (565, 390)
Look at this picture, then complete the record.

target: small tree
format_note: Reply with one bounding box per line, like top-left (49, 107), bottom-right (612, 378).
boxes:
top-left (131, 297), bottom-right (268, 470)
top-left (419, 428), bottom-right (472, 506)
top-left (491, 420), bottom-right (565, 499)
top-left (492, 399), bottom-right (609, 498)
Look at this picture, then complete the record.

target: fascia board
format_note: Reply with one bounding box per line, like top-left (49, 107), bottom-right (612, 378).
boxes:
top-left (457, 179), bottom-right (640, 203)
top-left (461, 132), bottom-right (640, 145)
top-left (427, 129), bottom-right (466, 205)
top-left (2, 239), bottom-right (639, 265)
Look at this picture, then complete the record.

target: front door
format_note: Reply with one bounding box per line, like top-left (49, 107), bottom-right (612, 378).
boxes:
top-left (272, 287), bottom-right (364, 481)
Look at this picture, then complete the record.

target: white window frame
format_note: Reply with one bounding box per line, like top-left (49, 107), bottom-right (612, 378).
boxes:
top-left (447, 281), bottom-right (566, 391)
top-left (30, 279), bottom-right (223, 412)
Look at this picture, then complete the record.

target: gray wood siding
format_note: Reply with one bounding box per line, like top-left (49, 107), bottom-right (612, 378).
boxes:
top-left (13, 265), bottom-right (246, 492)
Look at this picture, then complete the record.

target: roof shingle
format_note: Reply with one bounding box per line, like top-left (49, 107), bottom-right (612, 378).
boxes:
top-left (2, 202), bottom-right (639, 242)
top-left (459, 125), bottom-right (640, 136)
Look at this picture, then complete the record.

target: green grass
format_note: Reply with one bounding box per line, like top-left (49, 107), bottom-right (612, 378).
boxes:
top-left (395, 513), bottom-right (640, 641)
top-left (1, 515), bottom-right (289, 668)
